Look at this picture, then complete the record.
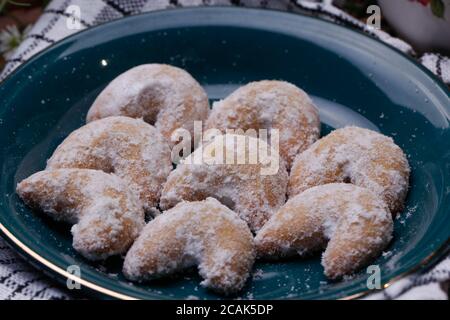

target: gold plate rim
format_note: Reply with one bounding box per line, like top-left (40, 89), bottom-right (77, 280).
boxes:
top-left (0, 7), bottom-right (448, 301)
top-left (1, 221), bottom-right (449, 300)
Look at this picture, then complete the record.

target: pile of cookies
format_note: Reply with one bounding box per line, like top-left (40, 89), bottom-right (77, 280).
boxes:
top-left (16, 64), bottom-right (410, 295)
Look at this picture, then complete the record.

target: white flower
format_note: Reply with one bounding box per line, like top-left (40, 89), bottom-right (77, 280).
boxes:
top-left (0, 24), bottom-right (31, 59)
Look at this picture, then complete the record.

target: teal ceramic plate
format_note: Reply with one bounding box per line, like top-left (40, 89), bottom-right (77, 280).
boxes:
top-left (0, 7), bottom-right (449, 300)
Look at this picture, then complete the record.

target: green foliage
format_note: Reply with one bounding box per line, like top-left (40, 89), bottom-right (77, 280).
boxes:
top-left (431, 0), bottom-right (445, 18)
top-left (0, 1), bottom-right (31, 14)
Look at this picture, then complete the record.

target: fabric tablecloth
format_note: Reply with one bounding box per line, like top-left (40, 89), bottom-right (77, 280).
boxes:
top-left (0, 0), bottom-right (448, 300)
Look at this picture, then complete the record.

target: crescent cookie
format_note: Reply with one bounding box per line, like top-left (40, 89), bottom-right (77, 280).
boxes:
top-left (46, 116), bottom-right (172, 214)
top-left (160, 134), bottom-right (288, 232)
top-left (123, 198), bottom-right (255, 294)
top-left (86, 64), bottom-right (209, 145)
top-left (205, 80), bottom-right (320, 168)
top-left (255, 183), bottom-right (393, 279)
top-left (289, 126), bottom-right (410, 214)
top-left (16, 169), bottom-right (145, 260)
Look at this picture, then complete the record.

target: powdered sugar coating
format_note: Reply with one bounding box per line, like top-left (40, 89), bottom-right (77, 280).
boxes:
top-left (16, 169), bottom-right (145, 260)
top-left (86, 64), bottom-right (209, 145)
top-left (205, 80), bottom-right (320, 168)
top-left (123, 198), bottom-right (255, 294)
top-left (46, 116), bottom-right (172, 213)
top-left (289, 126), bottom-right (410, 214)
top-left (160, 134), bottom-right (288, 232)
top-left (255, 183), bottom-right (393, 279)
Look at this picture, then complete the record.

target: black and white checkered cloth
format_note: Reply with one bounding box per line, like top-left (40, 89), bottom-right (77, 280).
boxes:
top-left (0, 0), bottom-right (448, 300)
